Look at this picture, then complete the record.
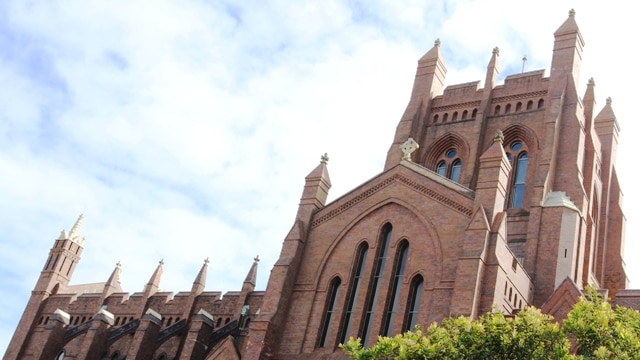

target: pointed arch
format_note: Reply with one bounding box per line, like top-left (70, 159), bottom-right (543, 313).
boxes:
top-left (423, 132), bottom-right (470, 169)
top-left (317, 276), bottom-right (342, 348)
top-left (404, 274), bottom-right (424, 331)
top-left (382, 240), bottom-right (409, 336)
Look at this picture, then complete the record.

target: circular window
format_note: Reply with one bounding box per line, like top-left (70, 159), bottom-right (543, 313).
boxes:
top-left (446, 149), bottom-right (457, 158)
top-left (510, 141), bottom-right (523, 151)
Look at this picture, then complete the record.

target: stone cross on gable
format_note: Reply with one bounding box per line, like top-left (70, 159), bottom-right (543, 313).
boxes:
top-left (400, 138), bottom-right (419, 161)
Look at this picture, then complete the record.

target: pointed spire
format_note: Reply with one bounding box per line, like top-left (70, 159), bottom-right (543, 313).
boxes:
top-left (555, 8), bottom-right (580, 36)
top-left (57, 230), bottom-right (67, 240)
top-left (191, 258), bottom-right (209, 295)
top-left (143, 259), bottom-right (164, 297)
top-left (300, 154), bottom-right (332, 209)
top-left (419, 38), bottom-right (442, 63)
top-left (242, 255), bottom-right (260, 291)
top-left (485, 46), bottom-right (500, 90)
top-left (583, 77), bottom-right (596, 125)
top-left (101, 261), bottom-right (123, 302)
top-left (68, 214), bottom-right (84, 244)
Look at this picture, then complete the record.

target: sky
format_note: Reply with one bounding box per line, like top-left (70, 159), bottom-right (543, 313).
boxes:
top-left (0, 0), bottom-right (637, 353)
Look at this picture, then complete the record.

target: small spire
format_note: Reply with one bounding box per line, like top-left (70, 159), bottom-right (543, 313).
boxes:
top-left (320, 153), bottom-right (329, 165)
top-left (69, 214), bottom-right (84, 239)
top-left (191, 258), bottom-right (209, 295)
top-left (143, 259), bottom-right (164, 296)
top-left (243, 255), bottom-right (259, 288)
top-left (569, 8), bottom-right (575, 17)
top-left (57, 230), bottom-right (67, 240)
top-left (494, 130), bottom-right (505, 143)
top-left (100, 261), bottom-right (123, 303)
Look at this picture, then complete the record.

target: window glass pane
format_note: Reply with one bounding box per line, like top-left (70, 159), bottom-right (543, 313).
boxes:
top-left (383, 243), bottom-right (409, 336)
top-left (319, 278), bottom-right (341, 348)
top-left (362, 226), bottom-right (392, 346)
top-left (340, 245), bottom-right (368, 343)
top-left (510, 152), bottom-right (528, 207)
top-left (450, 160), bottom-right (462, 183)
top-left (446, 149), bottom-right (457, 158)
top-left (436, 161), bottom-right (447, 176)
top-left (405, 276), bottom-right (424, 331)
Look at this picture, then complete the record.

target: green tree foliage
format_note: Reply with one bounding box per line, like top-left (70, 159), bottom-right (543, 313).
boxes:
top-left (341, 289), bottom-right (640, 360)
top-left (563, 287), bottom-right (640, 359)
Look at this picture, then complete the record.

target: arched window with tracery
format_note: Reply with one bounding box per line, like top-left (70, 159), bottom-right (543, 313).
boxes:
top-left (435, 149), bottom-right (462, 183)
top-left (404, 275), bottom-right (424, 331)
top-left (505, 140), bottom-right (529, 208)
top-left (340, 242), bottom-right (368, 344)
top-left (318, 277), bottom-right (342, 348)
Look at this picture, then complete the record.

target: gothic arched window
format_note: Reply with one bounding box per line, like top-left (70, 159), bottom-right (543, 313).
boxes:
top-left (505, 141), bottom-right (529, 208)
top-left (362, 224), bottom-right (392, 345)
top-left (383, 241), bottom-right (409, 336)
top-left (404, 275), bottom-right (424, 331)
top-left (435, 149), bottom-right (462, 183)
top-left (340, 243), bottom-right (368, 344)
top-left (318, 277), bottom-right (341, 348)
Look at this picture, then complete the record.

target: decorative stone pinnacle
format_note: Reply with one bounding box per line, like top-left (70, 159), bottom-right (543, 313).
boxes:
top-left (569, 8), bottom-right (575, 17)
top-left (493, 46), bottom-right (499, 55)
top-left (116, 261), bottom-right (122, 268)
top-left (320, 153), bottom-right (329, 165)
top-left (400, 138), bottom-right (419, 161)
top-left (588, 77), bottom-right (595, 86)
top-left (606, 97), bottom-right (612, 105)
top-left (204, 257), bottom-right (210, 265)
top-left (254, 255), bottom-right (260, 263)
top-left (159, 259), bottom-right (164, 266)
top-left (494, 130), bottom-right (505, 143)
top-left (434, 38), bottom-right (441, 47)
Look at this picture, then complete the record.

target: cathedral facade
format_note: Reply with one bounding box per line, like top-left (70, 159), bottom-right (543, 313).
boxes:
top-left (4, 10), bottom-right (635, 360)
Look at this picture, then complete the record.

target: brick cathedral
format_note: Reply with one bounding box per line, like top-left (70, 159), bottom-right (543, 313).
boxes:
top-left (5, 10), bottom-right (638, 360)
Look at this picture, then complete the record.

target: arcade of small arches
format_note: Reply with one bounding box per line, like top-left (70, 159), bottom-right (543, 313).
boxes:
top-left (431, 98), bottom-right (545, 124)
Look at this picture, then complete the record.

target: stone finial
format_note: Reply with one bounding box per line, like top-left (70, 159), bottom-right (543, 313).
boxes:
top-left (159, 259), bottom-right (165, 266)
top-left (588, 77), bottom-right (595, 86)
top-left (320, 153), bottom-right (329, 165)
top-left (493, 46), bottom-right (499, 55)
top-left (494, 130), bottom-right (505, 143)
top-left (569, 8), bottom-right (575, 17)
top-left (400, 138), bottom-right (419, 161)
top-left (116, 261), bottom-right (122, 268)
top-left (606, 97), bottom-right (612, 105)
top-left (434, 38), bottom-right (441, 47)
top-left (253, 255), bottom-right (260, 263)
top-left (57, 230), bottom-right (67, 240)
top-left (204, 257), bottom-right (210, 265)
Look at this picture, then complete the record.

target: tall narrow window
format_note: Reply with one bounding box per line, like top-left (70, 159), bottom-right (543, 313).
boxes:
top-left (511, 153), bottom-right (528, 207)
top-left (450, 159), bottom-right (462, 183)
top-left (318, 277), bottom-right (341, 348)
top-left (362, 225), bottom-right (392, 345)
top-left (404, 275), bottom-right (424, 331)
top-left (382, 241), bottom-right (409, 336)
top-left (340, 244), bottom-right (368, 344)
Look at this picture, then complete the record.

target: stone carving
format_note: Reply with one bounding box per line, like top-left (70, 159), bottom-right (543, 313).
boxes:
top-left (400, 138), bottom-right (419, 161)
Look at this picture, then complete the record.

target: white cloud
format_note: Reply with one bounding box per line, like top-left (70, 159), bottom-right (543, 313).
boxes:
top-left (1, 0), bottom-right (639, 354)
